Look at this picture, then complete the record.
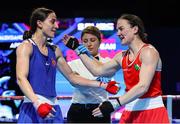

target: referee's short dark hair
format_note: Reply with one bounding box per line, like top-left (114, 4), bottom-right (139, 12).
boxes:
top-left (81, 26), bottom-right (102, 43)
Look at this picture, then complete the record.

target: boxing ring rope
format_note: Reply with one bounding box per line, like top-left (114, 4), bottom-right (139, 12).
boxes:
top-left (0, 95), bottom-right (180, 122)
top-left (1, 95), bottom-right (179, 100)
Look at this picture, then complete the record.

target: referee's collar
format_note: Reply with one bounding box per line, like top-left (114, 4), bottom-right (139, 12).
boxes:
top-left (94, 56), bottom-right (99, 60)
top-left (94, 54), bottom-right (100, 60)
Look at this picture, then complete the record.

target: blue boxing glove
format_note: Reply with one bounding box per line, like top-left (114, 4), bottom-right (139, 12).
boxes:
top-left (96, 77), bottom-right (111, 83)
top-left (75, 44), bottom-right (93, 59)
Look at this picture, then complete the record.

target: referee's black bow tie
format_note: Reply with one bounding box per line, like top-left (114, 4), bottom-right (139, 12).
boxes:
top-left (94, 56), bottom-right (99, 60)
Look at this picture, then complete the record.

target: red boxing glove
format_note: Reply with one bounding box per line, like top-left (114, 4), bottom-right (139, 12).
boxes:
top-left (37, 103), bottom-right (52, 118)
top-left (106, 81), bottom-right (120, 94)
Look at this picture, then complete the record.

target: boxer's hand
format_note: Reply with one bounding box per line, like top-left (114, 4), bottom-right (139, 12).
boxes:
top-left (92, 101), bottom-right (114, 117)
top-left (62, 35), bottom-right (80, 50)
top-left (33, 100), bottom-right (55, 118)
top-left (62, 35), bottom-right (93, 58)
top-left (106, 81), bottom-right (120, 94)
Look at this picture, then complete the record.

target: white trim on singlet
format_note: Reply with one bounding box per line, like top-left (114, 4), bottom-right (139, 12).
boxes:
top-left (125, 44), bottom-right (162, 72)
top-left (126, 44), bottom-right (147, 67)
top-left (27, 38), bottom-right (36, 45)
top-left (23, 94), bottom-right (58, 105)
top-left (125, 96), bottom-right (164, 111)
top-left (27, 38), bottom-right (54, 47)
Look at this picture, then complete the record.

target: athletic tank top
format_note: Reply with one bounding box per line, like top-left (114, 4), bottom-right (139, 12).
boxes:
top-left (28, 39), bottom-right (57, 97)
top-left (122, 44), bottom-right (162, 98)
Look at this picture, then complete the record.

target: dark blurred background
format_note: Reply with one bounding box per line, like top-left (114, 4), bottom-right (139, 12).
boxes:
top-left (0, 0), bottom-right (180, 120)
top-left (0, 0), bottom-right (180, 27)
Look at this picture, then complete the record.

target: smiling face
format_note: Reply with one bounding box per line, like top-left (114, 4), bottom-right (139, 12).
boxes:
top-left (116, 19), bottom-right (138, 45)
top-left (38, 12), bottom-right (59, 38)
top-left (81, 33), bottom-right (100, 56)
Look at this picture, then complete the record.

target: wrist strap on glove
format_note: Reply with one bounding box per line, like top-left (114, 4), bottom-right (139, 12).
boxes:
top-left (75, 44), bottom-right (93, 59)
top-left (96, 77), bottom-right (111, 83)
top-left (116, 98), bottom-right (122, 106)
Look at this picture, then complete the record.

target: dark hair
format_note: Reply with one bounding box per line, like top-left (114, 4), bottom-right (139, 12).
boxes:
top-left (119, 14), bottom-right (148, 43)
top-left (81, 26), bottom-right (102, 43)
top-left (23, 7), bottom-right (54, 40)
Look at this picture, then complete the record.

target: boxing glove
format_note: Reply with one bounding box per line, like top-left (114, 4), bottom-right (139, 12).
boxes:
top-left (106, 81), bottom-right (120, 94)
top-left (33, 100), bottom-right (53, 118)
top-left (99, 101), bottom-right (115, 118)
top-left (66, 37), bottom-right (80, 50)
top-left (37, 103), bottom-right (52, 118)
top-left (66, 37), bottom-right (93, 58)
top-left (99, 97), bottom-right (122, 118)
